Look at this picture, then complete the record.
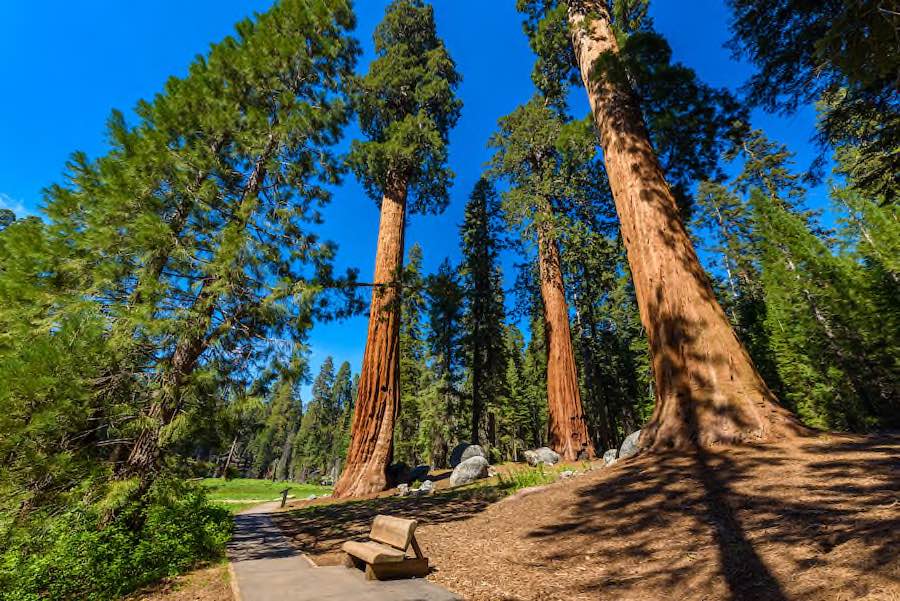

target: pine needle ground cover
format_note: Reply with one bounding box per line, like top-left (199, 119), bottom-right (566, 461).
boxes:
top-left (271, 434), bottom-right (899, 601)
top-left (124, 562), bottom-right (232, 601)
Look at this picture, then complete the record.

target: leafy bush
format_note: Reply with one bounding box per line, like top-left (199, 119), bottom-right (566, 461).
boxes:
top-left (0, 479), bottom-right (231, 601)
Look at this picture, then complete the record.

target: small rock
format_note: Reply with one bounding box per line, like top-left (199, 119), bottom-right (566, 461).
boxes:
top-left (619, 430), bottom-right (642, 460)
top-left (450, 442), bottom-right (487, 467)
top-left (397, 483), bottom-right (410, 497)
top-left (560, 470), bottom-right (576, 479)
top-left (419, 480), bottom-right (435, 494)
top-left (524, 447), bottom-right (561, 467)
top-left (306, 494), bottom-right (317, 500)
top-left (449, 456), bottom-right (490, 487)
top-left (487, 466), bottom-right (499, 477)
top-left (603, 448), bottom-right (618, 466)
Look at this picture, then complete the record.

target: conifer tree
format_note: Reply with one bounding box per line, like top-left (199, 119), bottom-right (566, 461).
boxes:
top-left (692, 181), bottom-right (782, 395)
top-left (460, 179), bottom-right (508, 446)
top-left (335, 0), bottom-right (461, 497)
top-left (739, 132), bottom-right (897, 428)
top-left (395, 244), bottom-right (428, 466)
top-left (250, 373), bottom-right (302, 480)
top-left (490, 100), bottom-right (596, 460)
top-left (726, 0), bottom-right (899, 203)
top-left (750, 192), bottom-right (850, 428)
top-left (522, 303), bottom-right (550, 448)
top-left (422, 258), bottom-right (465, 464)
top-left (107, 1), bottom-right (358, 488)
top-left (0, 217), bottom-right (118, 516)
top-left (492, 324), bottom-right (538, 460)
top-left (696, 129), bottom-right (899, 429)
top-left (518, 0), bottom-right (802, 448)
top-left (330, 361), bottom-right (355, 473)
top-left (564, 227), bottom-right (632, 450)
top-left (6, 0), bottom-right (360, 511)
top-left (294, 357), bottom-right (342, 481)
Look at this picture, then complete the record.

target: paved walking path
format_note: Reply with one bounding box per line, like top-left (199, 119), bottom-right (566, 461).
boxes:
top-left (227, 502), bottom-right (461, 601)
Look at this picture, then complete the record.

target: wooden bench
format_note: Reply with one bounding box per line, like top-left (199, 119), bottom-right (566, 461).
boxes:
top-left (342, 515), bottom-right (429, 581)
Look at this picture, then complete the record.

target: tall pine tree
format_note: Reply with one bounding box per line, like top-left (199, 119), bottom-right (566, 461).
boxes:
top-left (460, 179), bottom-right (508, 447)
top-left (490, 100), bottom-right (597, 460)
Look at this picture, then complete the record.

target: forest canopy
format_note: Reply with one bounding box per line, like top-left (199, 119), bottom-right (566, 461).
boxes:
top-left (0, 0), bottom-right (896, 599)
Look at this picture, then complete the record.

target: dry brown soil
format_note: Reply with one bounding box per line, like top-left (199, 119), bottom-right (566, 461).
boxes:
top-left (274, 433), bottom-right (900, 601)
top-left (125, 563), bottom-right (233, 601)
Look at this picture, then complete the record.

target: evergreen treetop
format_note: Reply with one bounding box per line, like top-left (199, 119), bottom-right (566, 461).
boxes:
top-left (347, 0), bottom-right (462, 212)
top-left (726, 0), bottom-right (899, 203)
top-left (516, 0), bottom-right (745, 214)
top-left (489, 98), bottom-right (607, 238)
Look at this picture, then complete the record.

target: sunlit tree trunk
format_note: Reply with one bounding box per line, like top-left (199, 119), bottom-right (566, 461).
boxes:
top-left (333, 181), bottom-right (407, 498)
top-left (536, 217), bottom-right (595, 460)
top-left (219, 436), bottom-right (238, 478)
top-left (567, 0), bottom-right (803, 448)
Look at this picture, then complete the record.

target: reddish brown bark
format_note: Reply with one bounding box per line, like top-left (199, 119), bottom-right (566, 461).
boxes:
top-left (537, 218), bottom-right (596, 461)
top-left (567, 1), bottom-right (804, 449)
top-left (332, 183), bottom-right (407, 498)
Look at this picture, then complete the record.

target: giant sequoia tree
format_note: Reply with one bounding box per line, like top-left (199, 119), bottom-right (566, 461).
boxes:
top-left (334, 0), bottom-right (461, 497)
top-left (490, 101), bottom-right (598, 461)
top-left (519, 0), bottom-right (803, 448)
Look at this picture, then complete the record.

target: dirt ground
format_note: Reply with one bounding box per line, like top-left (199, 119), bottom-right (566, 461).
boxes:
top-left (125, 563), bottom-right (233, 601)
top-left (274, 433), bottom-right (900, 601)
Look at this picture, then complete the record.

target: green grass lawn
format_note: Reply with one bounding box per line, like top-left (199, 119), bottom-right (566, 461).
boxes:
top-left (200, 478), bottom-right (332, 513)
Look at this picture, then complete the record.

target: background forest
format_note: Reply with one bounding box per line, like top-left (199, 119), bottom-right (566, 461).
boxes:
top-left (0, 0), bottom-right (896, 599)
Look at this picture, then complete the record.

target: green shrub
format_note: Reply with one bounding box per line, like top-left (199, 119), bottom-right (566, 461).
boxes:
top-left (0, 479), bottom-right (231, 601)
top-left (496, 465), bottom-right (559, 492)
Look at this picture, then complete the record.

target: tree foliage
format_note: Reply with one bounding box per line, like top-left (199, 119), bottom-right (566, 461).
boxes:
top-left (347, 0), bottom-right (462, 209)
top-left (726, 0), bottom-right (899, 203)
top-left (517, 0), bottom-right (746, 214)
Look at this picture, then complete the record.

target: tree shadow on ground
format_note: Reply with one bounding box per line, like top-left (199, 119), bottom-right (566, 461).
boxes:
top-left (272, 486), bottom-right (503, 557)
top-left (525, 433), bottom-right (899, 600)
top-left (228, 513), bottom-right (303, 562)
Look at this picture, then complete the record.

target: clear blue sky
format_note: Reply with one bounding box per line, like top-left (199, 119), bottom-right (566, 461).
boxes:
top-left (1, 0), bottom-right (827, 399)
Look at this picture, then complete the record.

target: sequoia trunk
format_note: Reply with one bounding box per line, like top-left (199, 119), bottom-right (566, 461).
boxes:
top-left (567, 0), bottom-right (803, 448)
top-left (537, 218), bottom-right (595, 460)
top-left (332, 183), bottom-right (407, 498)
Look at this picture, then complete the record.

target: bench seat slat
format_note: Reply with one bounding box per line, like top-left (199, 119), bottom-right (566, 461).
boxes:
top-left (342, 540), bottom-right (406, 564)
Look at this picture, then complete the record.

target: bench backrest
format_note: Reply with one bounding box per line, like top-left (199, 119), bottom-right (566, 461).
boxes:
top-left (369, 515), bottom-right (417, 550)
